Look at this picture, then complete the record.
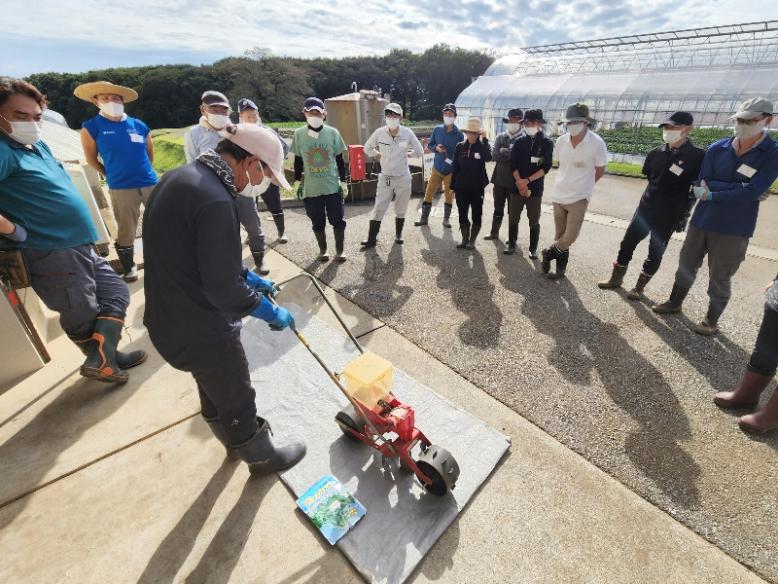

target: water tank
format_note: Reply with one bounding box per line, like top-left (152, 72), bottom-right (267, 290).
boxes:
top-left (325, 90), bottom-right (389, 146)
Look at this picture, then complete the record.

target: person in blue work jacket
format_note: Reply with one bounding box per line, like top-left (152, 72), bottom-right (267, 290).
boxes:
top-left (415, 103), bottom-right (464, 228)
top-left (76, 81), bottom-right (157, 282)
top-left (654, 98), bottom-right (778, 336)
top-left (143, 123), bottom-right (305, 474)
top-left (0, 77), bottom-right (146, 383)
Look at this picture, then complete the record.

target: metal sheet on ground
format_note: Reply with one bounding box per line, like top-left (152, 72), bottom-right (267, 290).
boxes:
top-left (241, 305), bottom-right (510, 584)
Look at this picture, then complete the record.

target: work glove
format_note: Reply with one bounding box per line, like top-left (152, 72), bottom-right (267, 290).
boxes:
top-left (692, 180), bottom-right (711, 201)
top-left (243, 269), bottom-right (277, 297)
top-left (250, 296), bottom-right (295, 331)
top-left (296, 181), bottom-right (304, 200)
top-left (338, 181), bottom-right (349, 198)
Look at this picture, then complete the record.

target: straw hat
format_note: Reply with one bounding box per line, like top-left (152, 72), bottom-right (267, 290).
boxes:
top-left (464, 117), bottom-right (482, 133)
top-left (74, 81), bottom-right (138, 103)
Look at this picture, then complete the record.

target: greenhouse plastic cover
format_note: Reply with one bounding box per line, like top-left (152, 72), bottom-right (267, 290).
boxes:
top-left (240, 306), bottom-right (510, 584)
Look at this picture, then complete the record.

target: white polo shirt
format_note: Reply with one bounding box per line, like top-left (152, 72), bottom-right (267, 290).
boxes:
top-left (552, 130), bottom-right (608, 204)
top-left (363, 126), bottom-right (424, 178)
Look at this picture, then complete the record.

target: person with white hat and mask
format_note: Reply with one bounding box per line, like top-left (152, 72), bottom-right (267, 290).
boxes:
top-left (142, 122), bottom-right (305, 476)
top-left (360, 102), bottom-right (424, 248)
top-left (238, 97), bottom-right (290, 244)
top-left (76, 80), bottom-right (157, 282)
top-left (653, 97), bottom-right (778, 336)
top-left (450, 117), bottom-right (492, 249)
top-left (543, 103), bottom-right (608, 279)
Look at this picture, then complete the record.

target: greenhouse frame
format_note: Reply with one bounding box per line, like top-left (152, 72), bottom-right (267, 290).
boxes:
top-left (455, 20), bottom-right (778, 153)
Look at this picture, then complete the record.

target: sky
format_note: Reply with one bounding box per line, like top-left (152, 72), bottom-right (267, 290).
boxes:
top-left (1, 0), bottom-right (771, 77)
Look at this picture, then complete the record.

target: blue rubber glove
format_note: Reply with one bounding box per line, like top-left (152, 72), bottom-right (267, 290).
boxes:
top-left (250, 296), bottom-right (295, 331)
top-left (243, 269), bottom-right (277, 297)
top-left (692, 180), bottom-right (712, 201)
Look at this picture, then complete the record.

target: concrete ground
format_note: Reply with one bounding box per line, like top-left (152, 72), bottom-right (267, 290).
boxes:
top-left (271, 173), bottom-right (778, 583)
top-left (0, 174), bottom-right (773, 583)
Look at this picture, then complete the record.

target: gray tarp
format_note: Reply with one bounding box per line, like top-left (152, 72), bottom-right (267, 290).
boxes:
top-left (242, 306), bottom-right (510, 584)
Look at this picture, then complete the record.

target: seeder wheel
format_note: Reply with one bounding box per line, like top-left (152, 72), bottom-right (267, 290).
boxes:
top-left (335, 405), bottom-right (363, 442)
top-left (415, 445), bottom-right (460, 496)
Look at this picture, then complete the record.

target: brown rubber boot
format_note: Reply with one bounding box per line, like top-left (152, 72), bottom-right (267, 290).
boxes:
top-left (714, 369), bottom-right (772, 409)
top-left (597, 263), bottom-right (628, 289)
top-left (627, 272), bottom-right (653, 300)
top-left (739, 389), bottom-right (778, 434)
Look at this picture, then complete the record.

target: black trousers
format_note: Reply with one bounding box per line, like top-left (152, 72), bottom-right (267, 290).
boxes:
top-left (748, 303), bottom-right (778, 377)
top-left (616, 204), bottom-right (677, 276)
top-left (455, 188), bottom-right (485, 228)
top-left (260, 183), bottom-right (284, 216)
top-left (303, 192), bottom-right (346, 232)
top-left (491, 185), bottom-right (513, 219)
top-left (152, 332), bottom-right (258, 445)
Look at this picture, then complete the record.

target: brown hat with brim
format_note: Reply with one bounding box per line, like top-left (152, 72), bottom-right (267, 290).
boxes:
top-left (560, 102), bottom-right (596, 124)
top-left (74, 81), bottom-right (138, 103)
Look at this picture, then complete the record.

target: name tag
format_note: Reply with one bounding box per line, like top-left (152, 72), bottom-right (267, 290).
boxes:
top-left (308, 129), bottom-right (320, 139)
top-left (445, 157), bottom-right (453, 165)
top-left (474, 153), bottom-right (481, 160)
top-left (737, 163), bottom-right (757, 178)
top-left (129, 133), bottom-right (144, 143)
top-left (531, 156), bottom-right (541, 164)
top-left (669, 163), bottom-right (683, 176)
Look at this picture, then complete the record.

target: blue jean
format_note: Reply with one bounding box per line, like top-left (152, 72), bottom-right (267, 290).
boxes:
top-left (23, 245), bottom-right (130, 337)
top-left (303, 193), bottom-right (346, 232)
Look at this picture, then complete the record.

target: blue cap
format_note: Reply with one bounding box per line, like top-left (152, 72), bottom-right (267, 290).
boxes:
top-left (303, 97), bottom-right (325, 112)
top-left (238, 98), bottom-right (258, 112)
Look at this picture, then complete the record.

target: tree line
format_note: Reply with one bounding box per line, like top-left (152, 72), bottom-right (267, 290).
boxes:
top-left (25, 45), bottom-right (494, 130)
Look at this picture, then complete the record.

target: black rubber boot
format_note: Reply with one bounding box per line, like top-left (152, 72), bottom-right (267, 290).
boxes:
top-left (484, 215), bottom-right (503, 240)
top-left (548, 248), bottom-right (569, 280)
top-left (541, 246), bottom-right (559, 274)
top-left (360, 220), bottom-right (381, 249)
top-left (529, 225), bottom-right (540, 259)
top-left (273, 214), bottom-right (287, 244)
top-left (252, 250), bottom-right (270, 276)
top-left (443, 203), bottom-right (453, 228)
top-left (115, 244), bottom-right (138, 282)
top-left (456, 224), bottom-right (471, 249)
top-left (504, 223), bottom-right (518, 255)
top-left (466, 225), bottom-right (480, 250)
top-left (314, 230), bottom-right (329, 262)
top-left (69, 333), bottom-right (147, 371)
top-left (204, 415), bottom-right (240, 460)
top-left (395, 217), bottom-right (405, 244)
top-left (415, 202), bottom-right (432, 226)
top-left (236, 418), bottom-right (307, 474)
top-left (80, 315), bottom-right (130, 383)
top-left (334, 227), bottom-right (347, 263)
top-left (598, 263), bottom-right (628, 289)
top-left (652, 283), bottom-right (690, 314)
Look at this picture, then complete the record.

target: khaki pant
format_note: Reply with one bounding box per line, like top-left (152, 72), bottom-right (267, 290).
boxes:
top-left (109, 186), bottom-right (154, 246)
top-left (552, 199), bottom-right (589, 251)
top-left (423, 168), bottom-right (454, 205)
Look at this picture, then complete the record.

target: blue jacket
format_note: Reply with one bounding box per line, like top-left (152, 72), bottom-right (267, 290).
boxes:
top-left (692, 134), bottom-right (778, 237)
top-left (428, 124), bottom-right (464, 175)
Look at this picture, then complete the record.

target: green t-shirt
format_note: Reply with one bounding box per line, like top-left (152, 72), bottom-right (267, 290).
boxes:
top-left (291, 125), bottom-right (347, 198)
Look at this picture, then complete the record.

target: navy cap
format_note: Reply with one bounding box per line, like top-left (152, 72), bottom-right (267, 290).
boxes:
top-left (238, 98), bottom-right (258, 112)
top-left (442, 103), bottom-right (457, 115)
top-left (201, 90), bottom-right (230, 108)
top-left (659, 111), bottom-right (694, 127)
top-left (303, 97), bottom-right (325, 112)
top-left (523, 109), bottom-right (546, 123)
top-left (502, 108), bottom-right (523, 122)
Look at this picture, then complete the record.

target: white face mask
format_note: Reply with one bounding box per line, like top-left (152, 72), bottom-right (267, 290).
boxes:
top-left (523, 126), bottom-right (539, 137)
top-left (507, 123), bottom-right (522, 134)
top-left (206, 113), bottom-right (230, 130)
top-left (734, 120), bottom-right (765, 140)
top-left (307, 115), bottom-right (324, 129)
top-left (253, 174), bottom-right (271, 195)
top-left (566, 123), bottom-right (585, 137)
top-left (1, 115), bottom-right (43, 145)
top-left (385, 117), bottom-right (400, 130)
top-left (99, 102), bottom-right (124, 117)
top-left (662, 129), bottom-right (683, 144)
top-left (443, 116), bottom-right (455, 126)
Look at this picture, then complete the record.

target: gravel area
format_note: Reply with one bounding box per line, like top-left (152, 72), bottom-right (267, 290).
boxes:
top-left (267, 175), bottom-right (778, 582)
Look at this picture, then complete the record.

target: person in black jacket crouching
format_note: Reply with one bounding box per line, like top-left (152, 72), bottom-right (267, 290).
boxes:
top-left (451, 117), bottom-right (492, 250)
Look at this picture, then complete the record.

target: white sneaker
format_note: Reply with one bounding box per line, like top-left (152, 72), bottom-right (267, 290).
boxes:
top-left (123, 266), bottom-right (139, 282)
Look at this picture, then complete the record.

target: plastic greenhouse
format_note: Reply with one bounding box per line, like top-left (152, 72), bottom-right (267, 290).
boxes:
top-left (455, 20), bottom-right (778, 153)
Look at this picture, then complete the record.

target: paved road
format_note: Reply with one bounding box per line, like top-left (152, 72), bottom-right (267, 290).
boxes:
top-left (270, 174), bottom-right (778, 582)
